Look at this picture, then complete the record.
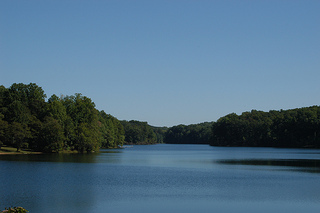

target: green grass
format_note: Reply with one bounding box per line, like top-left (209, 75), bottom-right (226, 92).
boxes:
top-left (0, 145), bottom-right (42, 155)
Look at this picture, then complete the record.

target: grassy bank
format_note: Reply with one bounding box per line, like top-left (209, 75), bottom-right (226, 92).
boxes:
top-left (0, 145), bottom-right (43, 155)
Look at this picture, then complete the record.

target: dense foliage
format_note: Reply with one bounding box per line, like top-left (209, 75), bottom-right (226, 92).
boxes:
top-left (121, 120), bottom-right (164, 144)
top-left (98, 111), bottom-right (125, 148)
top-left (0, 83), bottom-right (124, 153)
top-left (1, 207), bottom-right (28, 213)
top-left (151, 126), bottom-right (168, 144)
top-left (2, 83), bottom-right (319, 150)
top-left (211, 107), bottom-right (320, 148)
top-left (164, 122), bottom-right (213, 144)
top-left (162, 107), bottom-right (320, 148)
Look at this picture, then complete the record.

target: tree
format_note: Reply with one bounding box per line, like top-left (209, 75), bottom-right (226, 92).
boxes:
top-left (8, 122), bottom-right (31, 151)
top-left (27, 116), bottom-right (43, 151)
top-left (114, 118), bottom-right (125, 147)
top-left (121, 120), bottom-right (157, 145)
top-left (98, 111), bottom-right (125, 148)
top-left (38, 117), bottom-right (65, 152)
top-left (61, 94), bottom-right (100, 152)
top-left (0, 113), bottom-right (8, 149)
top-left (47, 94), bottom-right (67, 124)
top-left (4, 83), bottom-right (46, 122)
top-left (25, 83), bottom-right (47, 118)
top-left (99, 111), bottom-right (115, 148)
top-left (0, 85), bottom-right (7, 116)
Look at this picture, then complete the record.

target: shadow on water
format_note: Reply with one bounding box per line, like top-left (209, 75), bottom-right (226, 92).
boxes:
top-left (0, 149), bottom-right (124, 164)
top-left (98, 149), bottom-right (123, 154)
top-left (0, 153), bottom-right (98, 163)
top-left (217, 159), bottom-right (320, 173)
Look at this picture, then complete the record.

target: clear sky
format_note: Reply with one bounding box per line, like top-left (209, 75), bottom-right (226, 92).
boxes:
top-left (1, 0), bottom-right (319, 127)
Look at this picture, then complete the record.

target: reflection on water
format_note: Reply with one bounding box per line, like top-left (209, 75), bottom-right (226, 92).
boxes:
top-left (217, 159), bottom-right (320, 173)
top-left (0, 149), bottom-right (124, 164)
top-left (99, 149), bottom-right (123, 154)
top-left (1, 145), bottom-right (320, 213)
top-left (0, 153), bottom-right (97, 163)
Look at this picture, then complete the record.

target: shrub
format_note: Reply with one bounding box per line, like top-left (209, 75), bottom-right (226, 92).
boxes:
top-left (1, 207), bottom-right (28, 213)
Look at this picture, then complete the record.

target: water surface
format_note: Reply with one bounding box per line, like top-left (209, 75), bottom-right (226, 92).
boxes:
top-left (1, 144), bottom-right (320, 213)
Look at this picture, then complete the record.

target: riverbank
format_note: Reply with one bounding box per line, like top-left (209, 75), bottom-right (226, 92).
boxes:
top-left (0, 146), bottom-right (43, 155)
top-left (0, 146), bottom-right (94, 155)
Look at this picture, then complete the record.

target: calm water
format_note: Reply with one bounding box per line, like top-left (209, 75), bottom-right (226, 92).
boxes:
top-left (1, 144), bottom-right (320, 213)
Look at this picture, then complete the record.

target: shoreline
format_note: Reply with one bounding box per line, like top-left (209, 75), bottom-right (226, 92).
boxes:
top-left (0, 146), bottom-right (43, 155)
top-left (0, 150), bottom-right (44, 155)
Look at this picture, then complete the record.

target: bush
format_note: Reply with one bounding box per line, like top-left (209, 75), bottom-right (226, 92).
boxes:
top-left (1, 207), bottom-right (28, 213)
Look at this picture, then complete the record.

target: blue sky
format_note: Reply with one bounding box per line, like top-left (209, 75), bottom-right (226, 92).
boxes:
top-left (1, 0), bottom-right (319, 127)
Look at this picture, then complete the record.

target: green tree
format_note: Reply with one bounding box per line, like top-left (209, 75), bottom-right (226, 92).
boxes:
top-left (4, 83), bottom-right (46, 123)
top-left (62, 94), bottom-right (100, 152)
top-left (99, 111), bottom-right (115, 148)
top-left (113, 117), bottom-right (125, 147)
top-left (47, 94), bottom-right (67, 124)
top-left (38, 117), bottom-right (65, 152)
top-left (0, 113), bottom-right (8, 149)
top-left (8, 122), bottom-right (31, 151)
top-left (98, 111), bottom-right (126, 148)
top-left (121, 120), bottom-right (157, 145)
top-left (25, 83), bottom-right (47, 117)
top-left (0, 85), bottom-right (8, 116)
top-left (27, 116), bottom-right (43, 151)
top-left (63, 115), bottom-right (76, 150)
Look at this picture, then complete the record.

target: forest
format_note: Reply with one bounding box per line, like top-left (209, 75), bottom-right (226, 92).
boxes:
top-left (0, 83), bottom-right (125, 153)
top-left (164, 122), bottom-right (212, 144)
top-left (164, 107), bottom-right (320, 148)
top-left (121, 120), bottom-right (158, 145)
top-left (1, 83), bottom-right (320, 152)
top-left (0, 83), bottom-right (166, 153)
top-left (211, 107), bottom-right (320, 148)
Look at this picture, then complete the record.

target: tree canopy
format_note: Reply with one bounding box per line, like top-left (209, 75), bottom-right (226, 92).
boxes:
top-left (164, 122), bottom-right (212, 144)
top-left (211, 107), bottom-right (320, 148)
top-left (0, 83), bottom-right (125, 153)
top-left (1, 83), bottom-right (319, 150)
top-left (161, 107), bottom-right (320, 149)
top-left (121, 120), bottom-right (160, 145)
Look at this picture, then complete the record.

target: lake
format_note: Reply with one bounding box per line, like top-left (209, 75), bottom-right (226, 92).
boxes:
top-left (1, 144), bottom-right (320, 213)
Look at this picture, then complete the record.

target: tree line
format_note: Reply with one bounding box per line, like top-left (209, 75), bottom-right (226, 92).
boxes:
top-left (1, 83), bottom-right (319, 150)
top-left (0, 83), bottom-right (168, 152)
top-left (163, 106), bottom-right (320, 148)
top-left (121, 120), bottom-right (158, 145)
top-left (163, 122), bottom-right (212, 144)
top-left (0, 83), bottom-right (125, 153)
top-left (211, 107), bottom-right (320, 148)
